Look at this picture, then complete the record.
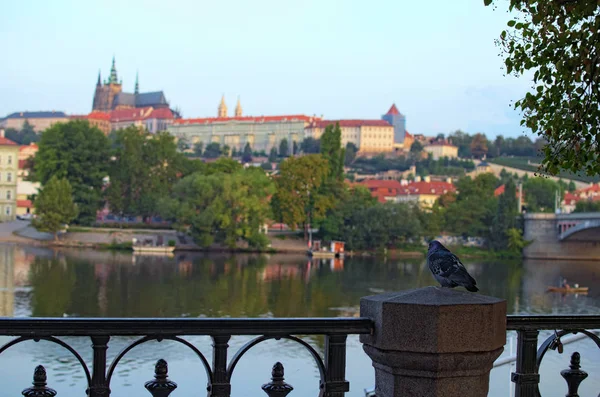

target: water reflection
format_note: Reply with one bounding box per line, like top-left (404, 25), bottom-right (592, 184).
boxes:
top-left (0, 244), bottom-right (599, 397)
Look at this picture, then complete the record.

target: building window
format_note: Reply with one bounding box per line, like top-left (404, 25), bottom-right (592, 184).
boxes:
top-left (5, 206), bottom-right (11, 216)
top-left (6, 190), bottom-right (10, 200)
top-left (6, 173), bottom-right (12, 182)
top-left (8, 156), bottom-right (12, 165)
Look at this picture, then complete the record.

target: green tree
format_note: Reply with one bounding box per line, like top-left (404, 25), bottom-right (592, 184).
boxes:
top-left (300, 137), bottom-right (320, 154)
top-left (506, 228), bottom-right (531, 252)
top-left (573, 200), bottom-right (600, 213)
top-left (279, 138), bottom-right (289, 158)
top-left (242, 142), bottom-right (253, 163)
top-left (5, 121), bottom-right (40, 145)
top-left (490, 179), bottom-right (519, 249)
top-left (292, 140), bottom-right (299, 155)
top-left (486, 0), bottom-right (600, 176)
top-left (193, 142), bottom-right (204, 156)
top-left (268, 147), bottom-right (278, 163)
top-left (33, 176), bottom-right (78, 240)
top-left (470, 133), bottom-right (489, 159)
top-left (33, 120), bottom-right (110, 225)
top-left (568, 181), bottom-right (577, 192)
top-left (105, 128), bottom-right (183, 220)
top-left (448, 130), bottom-right (473, 157)
top-left (203, 142), bottom-right (221, 158)
top-left (410, 141), bottom-right (423, 154)
top-left (523, 177), bottom-right (561, 212)
top-left (320, 123), bottom-right (345, 181)
top-left (271, 154), bottom-right (331, 235)
top-left (177, 138), bottom-right (191, 152)
top-left (320, 186), bottom-right (376, 242)
top-left (164, 168), bottom-right (274, 248)
top-left (221, 144), bottom-right (231, 157)
top-left (444, 174), bottom-right (499, 237)
top-left (344, 142), bottom-right (358, 166)
top-left (205, 157), bottom-right (243, 175)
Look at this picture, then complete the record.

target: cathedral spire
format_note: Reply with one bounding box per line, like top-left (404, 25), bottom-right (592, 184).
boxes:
top-left (218, 95), bottom-right (228, 118)
top-left (109, 56), bottom-right (119, 84)
top-left (235, 96), bottom-right (242, 117)
top-left (97, 70), bottom-right (102, 86)
top-left (134, 71), bottom-right (139, 94)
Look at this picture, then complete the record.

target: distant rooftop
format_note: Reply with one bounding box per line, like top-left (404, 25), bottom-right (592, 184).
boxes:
top-left (6, 111), bottom-right (67, 119)
top-left (175, 115), bottom-right (317, 125)
top-left (308, 119), bottom-right (392, 128)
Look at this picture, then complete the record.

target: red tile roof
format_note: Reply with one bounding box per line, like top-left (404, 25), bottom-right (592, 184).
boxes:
top-left (360, 179), bottom-right (403, 190)
top-left (88, 111), bottom-right (111, 121)
top-left (110, 107), bottom-right (174, 122)
top-left (70, 112), bottom-right (111, 121)
top-left (0, 137), bottom-right (17, 146)
top-left (397, 181), bottom-right (456, 196)
top-left (19, 143), bottom-right (38, 152)
top-left (386, 104), bottom-right (400, 115)
top-left (359, 180), bottom-right (402, 203)
top-left (563, 192), bottom-right (580, 204)
top-left (307, 119), bottom-right (392, 128)
top-left (17, 200), bottom-right (32, 208)
top-left (175, 115), bottom-right (316, 125)
top-left (405, 130), bottom-right (413, 138)
top-left (576, 183), bottom-right (600, 195)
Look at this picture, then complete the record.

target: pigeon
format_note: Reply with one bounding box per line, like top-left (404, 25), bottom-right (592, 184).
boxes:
top-left (427, 240), bottom-right (479, 292)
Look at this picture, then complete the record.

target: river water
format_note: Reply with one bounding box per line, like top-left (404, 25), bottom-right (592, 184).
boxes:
top-left (0, 244), bottom-right (598, 396)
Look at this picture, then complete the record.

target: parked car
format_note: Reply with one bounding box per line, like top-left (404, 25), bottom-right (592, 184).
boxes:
top-left (16, 213), bottom-right (33, 221)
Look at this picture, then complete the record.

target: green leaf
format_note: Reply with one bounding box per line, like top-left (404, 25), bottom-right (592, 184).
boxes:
top-left (484, 0), bottom-right (493, 5)
top-left (507, 20), bottom-right (516, 27)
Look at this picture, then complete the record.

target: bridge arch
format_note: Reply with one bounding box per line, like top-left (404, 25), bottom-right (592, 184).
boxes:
top-left (559, 219), bottom-right (600, 241)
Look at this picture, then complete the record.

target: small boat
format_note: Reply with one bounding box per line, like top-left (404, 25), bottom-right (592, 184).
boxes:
top-left (307, 240), bottom-right (345, 259)
top-left (132, 246), bottom-right (176, 254)
top-left (546, 286), bottom-right (589, 294)
top-left (132, 237), bottom-right (176, 255)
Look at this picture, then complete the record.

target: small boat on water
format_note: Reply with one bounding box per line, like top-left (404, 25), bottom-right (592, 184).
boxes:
top-left (307, 240), bottom-right (345, 259)
top-left (546, 286), bottom-right (589, 294)
top-left (132, 246), bottom-right (176, 254)
top-left (132, 237), bottom-right (176, 255)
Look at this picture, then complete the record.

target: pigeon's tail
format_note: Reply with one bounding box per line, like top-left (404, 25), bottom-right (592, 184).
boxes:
top-left (451, 269), bottom-right (478, 293)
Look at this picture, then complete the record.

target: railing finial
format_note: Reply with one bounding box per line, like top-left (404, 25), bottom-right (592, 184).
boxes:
top-left (22, 365), bottom-right (57, 397)
top-left (262, 362), bottom-right (294, 397)
top-left (560, 351), bottom-right (588, 397)
top-left (145, 359), bottom-right (178, 397)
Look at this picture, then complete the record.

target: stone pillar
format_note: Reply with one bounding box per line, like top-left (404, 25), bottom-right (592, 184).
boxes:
top-left (360, 287), bottom-right (506, 397)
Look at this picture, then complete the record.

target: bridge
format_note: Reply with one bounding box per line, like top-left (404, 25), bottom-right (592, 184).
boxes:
top-left (523, 212), bottom-right (600, 259)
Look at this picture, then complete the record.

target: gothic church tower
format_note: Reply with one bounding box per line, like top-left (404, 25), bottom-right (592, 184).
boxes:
top-left (235, 97), bottom-right (242, 117)
top-left (218, 95), bottom-right (228, 118)
top-left (92, 57), bottom-right (123, 112)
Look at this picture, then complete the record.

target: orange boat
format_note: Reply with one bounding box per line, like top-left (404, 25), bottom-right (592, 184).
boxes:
top-left (546, 286), bottom-right (589, 294)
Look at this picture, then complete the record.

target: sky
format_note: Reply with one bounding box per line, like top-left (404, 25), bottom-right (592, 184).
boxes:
top-left (0, 0), bottom-right (534, 138)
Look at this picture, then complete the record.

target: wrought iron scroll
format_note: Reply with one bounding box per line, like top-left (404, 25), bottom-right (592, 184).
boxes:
top-left (0, 335), bottom-right (92, 387)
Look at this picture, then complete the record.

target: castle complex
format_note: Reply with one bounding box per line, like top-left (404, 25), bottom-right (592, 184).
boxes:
top-left (92, 57), bottom-right (169, 112)
top-left (168, 98), bottom-right (409, 154)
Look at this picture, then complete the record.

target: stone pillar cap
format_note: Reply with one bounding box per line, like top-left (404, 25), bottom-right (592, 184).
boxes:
top-left (360, 287), bottom-right (506, 353)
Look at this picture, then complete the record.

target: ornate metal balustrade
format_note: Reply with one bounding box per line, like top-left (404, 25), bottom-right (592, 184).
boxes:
top-left (2, 315), bottom-right (600, 397)
top-left (507, 315), bottom-right (600, 397)
top-left (0, 317), bottom-right (373, 397)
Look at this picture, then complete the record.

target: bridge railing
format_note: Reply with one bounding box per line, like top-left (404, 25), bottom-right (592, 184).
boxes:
top-left (0, 317), bottom-right (373, 397)
top-left (507, 315), bottom-right (600, 397)
top-left (2, 292), bottom-right (600, 397)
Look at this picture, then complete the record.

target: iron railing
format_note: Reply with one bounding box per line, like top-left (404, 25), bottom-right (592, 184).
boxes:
top-left (507, 315), bottom-right (600, 397)
top-left (0, 317), bottom-right (373, 397)
top-left (2, 315), bottom-right (600, 397)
